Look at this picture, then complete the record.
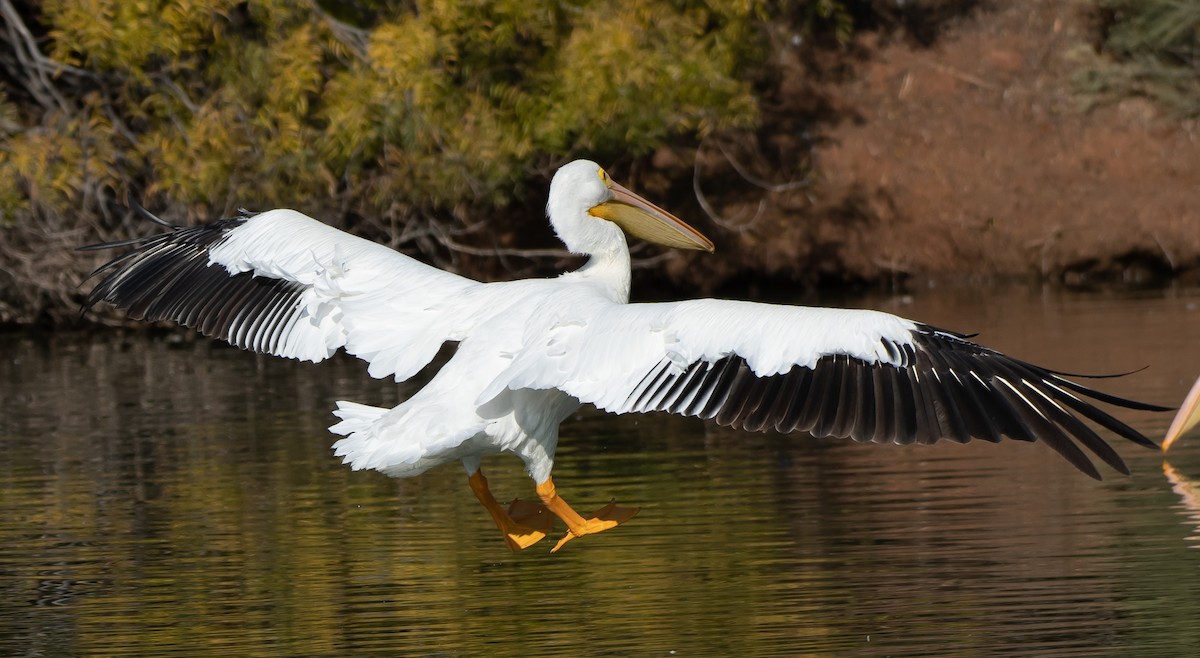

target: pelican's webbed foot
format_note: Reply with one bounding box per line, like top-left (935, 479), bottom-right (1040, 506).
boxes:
top-left (468, 471), bottom-right (551, 551)
top-left (535, 478), bottom-right (640, 553)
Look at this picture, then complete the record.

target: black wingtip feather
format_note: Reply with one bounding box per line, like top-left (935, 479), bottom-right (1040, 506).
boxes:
top-left (627, 322), bottom-right (1163, 480)
top-left (131, 199), bottom-right (179, 228)
top-left (80, 211), bottom-right (307, 357)
top-left (78, 202), bottom-right (184, 256)
top-left (1046, 374), bottom-right (1174, 412)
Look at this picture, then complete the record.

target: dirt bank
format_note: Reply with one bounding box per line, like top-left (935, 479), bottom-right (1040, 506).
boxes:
top-left (661, 0), bottom-right (1200, 294)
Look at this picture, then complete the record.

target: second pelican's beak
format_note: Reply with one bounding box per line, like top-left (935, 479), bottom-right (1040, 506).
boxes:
top-left (1164, 375), bottom-right (1200, 452)
top-left (590, 180), bottom-right (714, 252)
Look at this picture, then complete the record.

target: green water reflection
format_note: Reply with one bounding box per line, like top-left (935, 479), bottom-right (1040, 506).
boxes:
top-left (3, 285), bottom-right (1200, 656)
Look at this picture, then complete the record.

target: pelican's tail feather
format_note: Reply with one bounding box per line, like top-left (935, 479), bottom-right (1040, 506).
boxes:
top-left (330, 400), bottom-right (388, 435)
top-left (329, 400), bottom-right (392, 471)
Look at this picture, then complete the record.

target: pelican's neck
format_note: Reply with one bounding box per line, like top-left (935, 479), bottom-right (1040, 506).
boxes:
top-left (567, 240), bottom-right (632, 303)
top-left (549, 195), bottom-right (634, 302)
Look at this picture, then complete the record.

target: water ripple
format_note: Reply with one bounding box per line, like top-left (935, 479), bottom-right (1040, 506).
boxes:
top-left (3, 286), bottom-right (1200, 655)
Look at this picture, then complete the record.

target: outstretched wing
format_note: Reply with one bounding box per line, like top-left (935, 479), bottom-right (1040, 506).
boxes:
top-left (490, 297), bottom-right (1164, 479)
top-left (84, 208), bottom-right (480, 382)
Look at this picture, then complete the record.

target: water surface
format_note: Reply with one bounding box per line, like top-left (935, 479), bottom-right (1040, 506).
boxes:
top-left (3, 284), bottom-right (1200, 656)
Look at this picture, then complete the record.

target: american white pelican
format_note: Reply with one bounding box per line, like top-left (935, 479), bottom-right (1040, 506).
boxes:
top-left (84, 159), bottom-right (1165, 552)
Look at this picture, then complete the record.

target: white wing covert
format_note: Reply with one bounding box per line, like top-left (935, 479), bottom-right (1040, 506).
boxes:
top-left (490, 296), bottom-right (1161, 479)
top-left (85, 209), bottom-right (479, 382)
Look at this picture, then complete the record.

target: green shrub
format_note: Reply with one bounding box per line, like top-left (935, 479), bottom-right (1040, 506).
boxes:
top-left (1072, 0), bottom-right (1200, 116)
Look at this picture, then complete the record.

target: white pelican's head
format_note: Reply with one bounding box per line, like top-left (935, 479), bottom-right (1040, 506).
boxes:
top-left (547, 160), bottom-right (714, 257)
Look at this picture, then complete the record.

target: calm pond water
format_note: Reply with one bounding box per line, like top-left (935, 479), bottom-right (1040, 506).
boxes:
top-left (2, 283), bottom-right (1200, 657)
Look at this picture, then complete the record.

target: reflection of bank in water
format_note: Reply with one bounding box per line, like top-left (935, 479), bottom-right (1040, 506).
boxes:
top-left (1164, 463), bottom-right (1200, 548)
top-left (1163, 375), bottom-right (1200, 452)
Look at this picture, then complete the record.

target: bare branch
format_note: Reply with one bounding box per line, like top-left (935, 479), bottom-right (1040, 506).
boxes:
top-left (432, 235), bottom-right (568, 260)
top-left (152, 73), bottom-right (199, 114)
top-left (918, 57), bottom-right (999, 91)
top-left (713, 140), bottom-right (814, 193)
top-left (629, 249), bottom-right (676, 270)
top-left (0, 0), bottom-right (96, 112)
top-left (308, 0), bottom-right (369, 63)
top-left (692, 155), bottom-right (768, 233)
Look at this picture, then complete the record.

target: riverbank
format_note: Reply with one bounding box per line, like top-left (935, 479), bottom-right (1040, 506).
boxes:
top-left (6, 1), bottom-right (1199, 327)
top-left (654, 0), bottom-right (1200, 296)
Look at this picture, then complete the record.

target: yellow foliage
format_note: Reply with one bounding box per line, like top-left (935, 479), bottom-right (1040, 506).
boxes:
top-left (45, 0), bottom-right (239, 74)
top-left (368, 18), bottom-right (445, 101)
top-left (153, 100), bottom-right (245, 202)
top-left (544, 4), bottom-right (758, 151)
top-left (8, 0), bottom-right (763, 224)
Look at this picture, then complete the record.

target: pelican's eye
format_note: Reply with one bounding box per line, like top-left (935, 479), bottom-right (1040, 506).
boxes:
top-left (598, 168), bottom-right (610, 187)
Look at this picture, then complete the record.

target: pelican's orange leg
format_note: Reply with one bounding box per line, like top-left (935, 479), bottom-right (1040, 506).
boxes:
top-left (468, 471), bottom-right (552, 551)
top-left (535, 477), bottom-right (640, 553)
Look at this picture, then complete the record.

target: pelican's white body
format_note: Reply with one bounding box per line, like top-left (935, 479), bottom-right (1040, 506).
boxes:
top-left (197, 162), bottom-right (918, 484)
